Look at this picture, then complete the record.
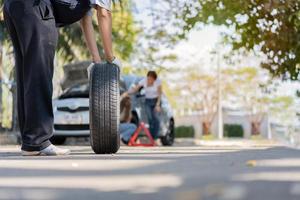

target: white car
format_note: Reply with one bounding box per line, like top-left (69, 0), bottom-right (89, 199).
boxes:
top-left (52, 83), bottom-right (90, 144)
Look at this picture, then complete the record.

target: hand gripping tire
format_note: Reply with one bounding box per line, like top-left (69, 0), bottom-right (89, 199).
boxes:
top-left (89, 63), bottom-right (120, 154)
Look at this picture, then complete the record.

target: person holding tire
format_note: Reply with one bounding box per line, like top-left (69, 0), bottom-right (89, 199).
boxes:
top-left (80, 0), bottom-right (122, 154)
top-left (122, 71), bottom-right (162, 140)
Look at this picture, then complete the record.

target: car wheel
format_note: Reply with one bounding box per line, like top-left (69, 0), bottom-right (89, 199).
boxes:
top-left (161, 119), bottom-right (175, 146)
top-left (89, 63), bottom-right (120, 154)
top-left (50, 136), bottom-right (67, 145)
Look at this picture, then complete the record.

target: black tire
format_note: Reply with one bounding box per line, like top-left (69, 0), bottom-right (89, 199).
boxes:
top-left (50, 136), bottom-right (67, 145)
top-left (161, 119), bottom-right (175, 146)
top-left (89, 63), bottom-right (120, 154)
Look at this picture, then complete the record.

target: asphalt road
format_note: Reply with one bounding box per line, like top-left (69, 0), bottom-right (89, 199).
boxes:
top-left (0, 143), bottom-right (300, 200)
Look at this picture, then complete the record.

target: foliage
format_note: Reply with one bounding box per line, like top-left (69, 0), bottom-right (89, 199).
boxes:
top-left (175, 126), bottom-right (195, 138)
top-left (172, 66), bottom-right (219, 135)
top-left (160, 0), bottom-right (300, 80)
top-left (223, 66), bottom-right (295, 128)
top-left (57, 0), bottom-right (138, 65)
top-left (224, 124), bottom-right (244, 138)
top-left (172, 64), bottom-right (295, 134)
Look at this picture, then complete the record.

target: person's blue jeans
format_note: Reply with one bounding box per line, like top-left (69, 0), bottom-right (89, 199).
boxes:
top-left (120, 123), bottom-right (137, 142)
top-left (145, 98), bottom-right (160, 139)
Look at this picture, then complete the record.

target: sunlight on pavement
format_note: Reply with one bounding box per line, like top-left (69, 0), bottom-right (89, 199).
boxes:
top-left (233, 172), bottom-right (300, 182)
top-left (0, 188), bottom-right (59, 200)
top-left (0, 175), bottom-right (182, 194)
top-left (174, 184), bottom-right (247, 200)
top-left (249, 158), bottom-right (300, 167)
top-left (290, 184), bottom-right (300, 196)
top-left (0, 160), bottom-right (170, 171)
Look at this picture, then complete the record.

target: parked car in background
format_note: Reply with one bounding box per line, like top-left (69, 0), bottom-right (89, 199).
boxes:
top-left (52, 83), bottom-right (89, 144)
top-left (51, 62), bottom-right (175, 145)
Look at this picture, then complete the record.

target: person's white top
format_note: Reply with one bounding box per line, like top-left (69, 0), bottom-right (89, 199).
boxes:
top-left (138, 78), bottom-right (162, 99)
top-left (88, 0), bottom-right (111, 16)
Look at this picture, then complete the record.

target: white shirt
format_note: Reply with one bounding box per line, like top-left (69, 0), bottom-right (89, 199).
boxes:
top-left (88, 0), bottom-right (111, 16)
top-left (138, 78), bottom-right (162, 99)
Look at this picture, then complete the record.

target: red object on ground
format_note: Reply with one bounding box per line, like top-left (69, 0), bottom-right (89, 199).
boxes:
top-left (128, 122), bottom-right (156, 147)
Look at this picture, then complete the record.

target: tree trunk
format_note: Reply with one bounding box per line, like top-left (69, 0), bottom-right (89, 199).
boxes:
top-left (0, 35), bottom-right (3, 131)
top-left (251, 122), bottom-right (261, 136)
top-left (202, 121), bottom-right (211, 136)
top-left (11, 68), bottom-right (18, 132)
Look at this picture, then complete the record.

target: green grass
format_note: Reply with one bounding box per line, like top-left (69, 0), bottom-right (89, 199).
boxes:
top-left (250, 134), bottom-right (263, 140)
top-left (201, 134), bottom-right (217, 140)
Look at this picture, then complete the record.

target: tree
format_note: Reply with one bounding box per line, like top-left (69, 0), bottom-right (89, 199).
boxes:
top-left (172, 64), bottom-right (295, 136)
top-left (57, 0), bottom-right (138, 65)
top-left (172, 67), bottom-right (219, 136)
top-left (225, 67), bottom-right (295, 135)
top-left (159, 0), bottom-right (300, 80)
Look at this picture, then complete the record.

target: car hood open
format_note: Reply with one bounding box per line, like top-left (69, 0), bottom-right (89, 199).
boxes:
top-left (61, 61), bottom-right (91, 90)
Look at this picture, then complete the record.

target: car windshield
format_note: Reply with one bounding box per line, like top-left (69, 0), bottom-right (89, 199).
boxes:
top-left (58, 75), bottom-right (143, 99)
top-left (122, 75), bottom-right (143, 90)
top-left (59, 83), bottom-right (89, 99)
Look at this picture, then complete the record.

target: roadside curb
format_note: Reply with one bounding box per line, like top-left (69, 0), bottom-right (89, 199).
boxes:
top-left (0, 133), bottom-right (18, 145)
top-left (194, 139), bottom-right (282, 147)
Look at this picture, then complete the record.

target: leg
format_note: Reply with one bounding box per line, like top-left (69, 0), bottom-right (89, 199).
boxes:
top-left (145, 99), bottom-right (160, 139)
top-left (119, 123), bottom-right (137, 142)
top-left (151, 109), bottom-right (161, 139)
top-left (3, 6), bottom-right (25, 134)
top-left (96, 6), bottom-right (113, 61)
top-left (5, 0), bottom-right (58, 151)
top-left (145, 100), bottom-right (154, 136)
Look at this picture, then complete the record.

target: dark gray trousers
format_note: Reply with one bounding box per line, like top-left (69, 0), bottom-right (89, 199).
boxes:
top-left (4, 0), bottom-right (58, 151)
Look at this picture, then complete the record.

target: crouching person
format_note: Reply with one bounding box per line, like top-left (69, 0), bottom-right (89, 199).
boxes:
top-left (120, 96), bottom-right (137, 145)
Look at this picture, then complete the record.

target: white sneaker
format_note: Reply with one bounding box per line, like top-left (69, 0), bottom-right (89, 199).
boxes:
top-left (21, 150), bottom-right (41, 156)
top-left (22, 144), bottom-right (71, 156)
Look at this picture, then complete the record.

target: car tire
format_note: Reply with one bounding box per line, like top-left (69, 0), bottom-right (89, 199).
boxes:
top-left (89, 63), bottom-right (120, 154)
top-left (161, 119), bottom-right (175, 146)
top-left (50, 136), bottom-right (67, 145)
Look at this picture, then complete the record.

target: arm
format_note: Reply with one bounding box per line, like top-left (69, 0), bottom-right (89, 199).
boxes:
top-left (95, 6), bottom-right (114, 62)
top-left (121, 84), bottom-right (143, 99)
top-left (80, 14), bottom-right (101, 63)
top-left (128, 85), bottom-right (143, 95)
